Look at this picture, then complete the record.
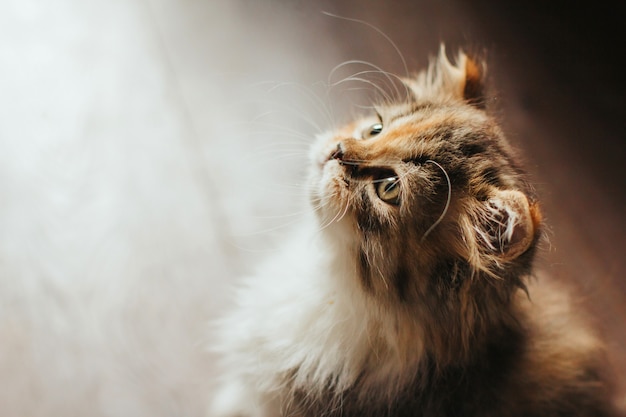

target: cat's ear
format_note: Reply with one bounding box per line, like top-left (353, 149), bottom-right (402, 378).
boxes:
top-left (404, 46), bottom-right (486, 108)
top-left (475, 190), bottom-right (541, 261)
top-left (444, 48), bottom-right (486, 108)
top-left (460, 52), bottom-right (486, 108)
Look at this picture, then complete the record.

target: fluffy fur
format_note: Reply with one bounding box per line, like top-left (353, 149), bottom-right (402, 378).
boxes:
top-left (210, 49), bottom-right (615, 417)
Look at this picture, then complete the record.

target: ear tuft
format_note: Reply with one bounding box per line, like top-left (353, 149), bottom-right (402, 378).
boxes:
top-left (404, 46), bottom-right (487, 108)
top-left (477, 190), bottom-right (538, 261)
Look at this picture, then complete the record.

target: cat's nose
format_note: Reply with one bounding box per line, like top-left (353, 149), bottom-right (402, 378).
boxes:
top-left (330, 143), bottom-right (344, 161)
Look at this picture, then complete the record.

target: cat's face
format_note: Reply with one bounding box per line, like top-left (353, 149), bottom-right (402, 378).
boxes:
top-left (308, 50), bottom-right (542, 308)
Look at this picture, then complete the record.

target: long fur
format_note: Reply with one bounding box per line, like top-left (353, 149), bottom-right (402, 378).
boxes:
top-left (210, 49), bottom-right (616, 417)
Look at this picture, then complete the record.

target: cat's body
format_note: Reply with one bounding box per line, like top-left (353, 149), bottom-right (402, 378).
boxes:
top-left (210, 50), bottom-right (615, 417)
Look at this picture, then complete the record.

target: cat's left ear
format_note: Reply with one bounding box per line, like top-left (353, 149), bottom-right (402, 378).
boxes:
top-left (404, 46), bottom-right (487, 108)
top-left (460, 52), bottom-right (486, 109)
top-left (475, 190), bottom-right (542, 261)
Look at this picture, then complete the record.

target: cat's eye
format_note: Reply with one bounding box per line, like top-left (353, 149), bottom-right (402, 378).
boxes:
top-left (362, 123), bottom-right (383, 139)
top-left (375, 177), bottom-right (401, 205)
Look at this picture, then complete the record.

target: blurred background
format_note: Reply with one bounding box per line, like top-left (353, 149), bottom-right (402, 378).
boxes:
top-left (0, 0), bottom-right (623, 415)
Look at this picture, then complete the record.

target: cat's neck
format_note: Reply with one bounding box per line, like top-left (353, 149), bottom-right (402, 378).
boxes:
top-left (311, 212), bottom-right (526, 370)
top-left (301, 218), bottom-right (427, 387)
top-left (269, 212), bottom-right (528, 403)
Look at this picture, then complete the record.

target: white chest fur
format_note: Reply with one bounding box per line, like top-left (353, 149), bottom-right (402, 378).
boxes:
top-left (210, 216), bottom-right (425, 416)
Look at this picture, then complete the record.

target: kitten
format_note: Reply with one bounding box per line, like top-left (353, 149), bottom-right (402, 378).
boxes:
top-left (210, 49), bottom-right (616, 417)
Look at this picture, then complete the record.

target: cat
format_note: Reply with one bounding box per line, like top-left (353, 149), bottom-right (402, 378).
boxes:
top-left (209, 48), bottom-right (616, 417)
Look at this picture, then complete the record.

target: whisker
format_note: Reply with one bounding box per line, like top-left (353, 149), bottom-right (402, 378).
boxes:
top-left (330, 73), bottom-right (393, 103)
top-left (421, 160), bottom-right (451, 242)
top-left (263, 80), bottom-right (336, 130)
top-left (246, 80), bottom-right (335, 132)
top-left (230, 197), bottom-right (333, 241)
top-left (334, 193), bottom-right (352, 224)
top-left (316, 192), bottom-right (350, 232)
top-left (337, 160), bottom-right (362, 167)
top-left (374, 262), bottom-right (389, 291)
top-left (320, 12), bottom-right (409, 78)
top-left (329, 67), bottom-right (408, 104)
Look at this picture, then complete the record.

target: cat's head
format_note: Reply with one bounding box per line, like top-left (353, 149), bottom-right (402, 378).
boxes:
top-left (309, 48), bottom-right (542, 320)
